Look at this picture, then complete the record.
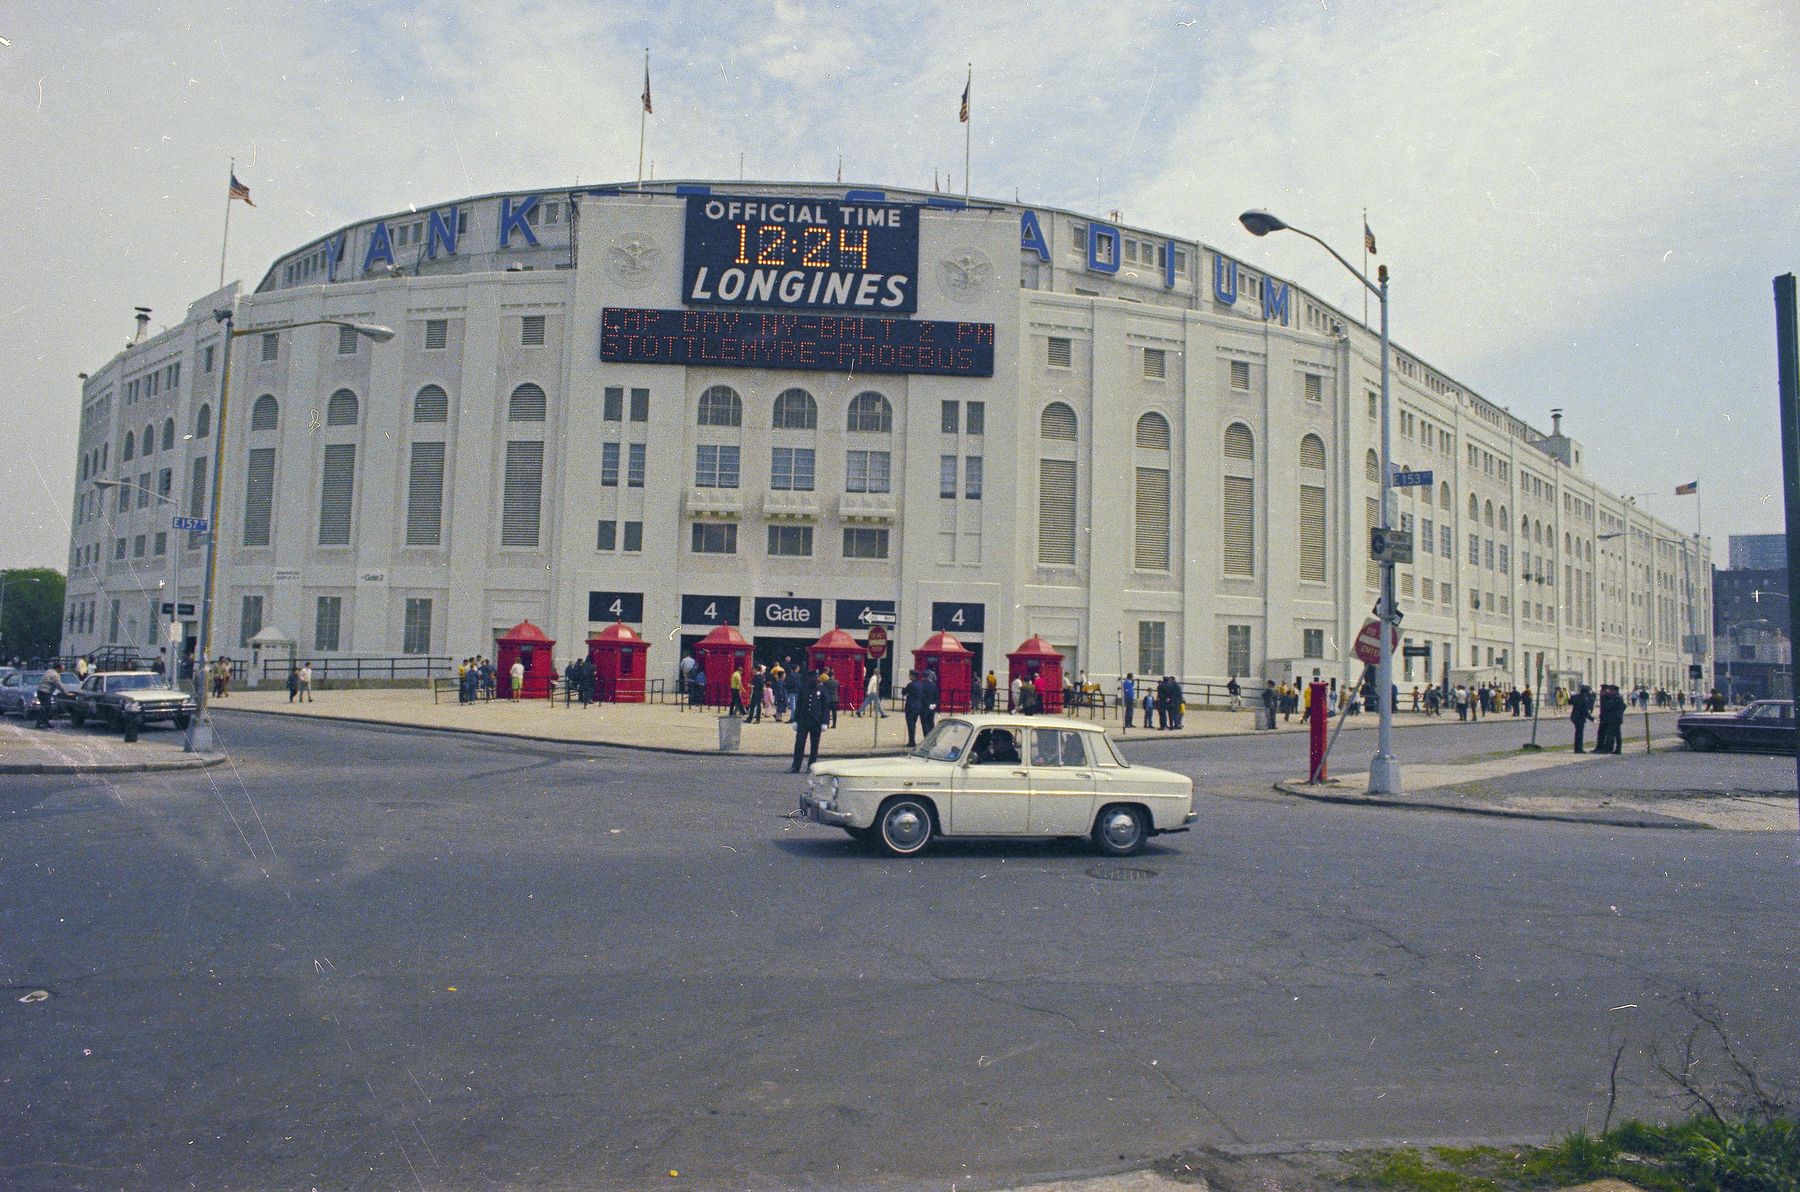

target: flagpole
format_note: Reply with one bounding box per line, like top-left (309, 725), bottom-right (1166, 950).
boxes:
top-left (963, 64), bottom-right (972, 205)
top-left (637, 48), bottom-right (648, 190)
top-left (1361, 207), bottom-right (1369, 327)
top-left (220, 159), bottom-right (235, 289)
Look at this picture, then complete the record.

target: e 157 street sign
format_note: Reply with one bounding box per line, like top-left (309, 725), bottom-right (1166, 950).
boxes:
top-left (171, 516), bottom-right (209, 532)
top-left (1391, 469), bottom-right (1434, 488)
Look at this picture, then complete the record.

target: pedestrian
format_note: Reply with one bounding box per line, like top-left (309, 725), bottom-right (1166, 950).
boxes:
top-left (728, 664), bottom-right (746, 716)
top-left (1570, 684), bottom-right (1594, 752)
top-left (1522, 686), bottom-right (1534, 718)
top-left (864, 668), bottom-right (885, 719)
top-left (821, 670), bottom-right (839, 729)
top-left (299, 662), bottom-right (315, 702)
top-left (1121, 673), bottom-right (1136, 728)
top-left (1301, 680), bottom-right (1314, 723)
top-left (1454, 684), bottom-right (1469, 721)
top-left (1009, 672), bottom-right (1024, 713)
top-left (920, 668), bottom-right (939, 735)
top-left (1260, 678), bottom-right (1277, 729)
top-left (509, 658), bottom-right (524, 701)
top-left (75, 656), bottom-right (89, 680)
top-left (1596, 683), bottom-right (1625, 754)
top-left (36, 662), bottom-right (63, 726)
top-left (984, 669), bottom-right (998, 712)
top-left (288, 664), bottom-right (301, 703)
top-left (901, 669), bottom-right (924, 746)
top-left (579, 656), bottom-right (595, 706)
top-left (748, 664), bottom-right (766, 723)
top-left (789, 669), bottom-right (823, 772)
top-left (1227, 675), bottom-right (1242, 711)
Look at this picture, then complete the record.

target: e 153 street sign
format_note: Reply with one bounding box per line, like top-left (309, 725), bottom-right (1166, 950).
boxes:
top-left (1391, 469), bottom-right (1434, 488)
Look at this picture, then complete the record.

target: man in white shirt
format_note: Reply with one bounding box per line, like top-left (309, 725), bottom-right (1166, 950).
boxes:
top-left (863, 669), bottom-right (885, 718)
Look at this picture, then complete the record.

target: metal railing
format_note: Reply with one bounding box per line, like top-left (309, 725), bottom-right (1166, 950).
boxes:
top-left (260, 654), bottom-right (454, 685)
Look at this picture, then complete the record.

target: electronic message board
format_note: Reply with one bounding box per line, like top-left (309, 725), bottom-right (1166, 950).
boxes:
top-left (601, 307), bottom-right (994, 378)
top-left (683, 195), bottom-right (918, 313)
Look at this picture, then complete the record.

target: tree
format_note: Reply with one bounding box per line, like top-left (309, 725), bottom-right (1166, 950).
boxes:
top-left (0, 568), bottom-right (67, 664)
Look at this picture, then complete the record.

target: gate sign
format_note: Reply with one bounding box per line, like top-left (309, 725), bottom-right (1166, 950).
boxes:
top-left (834, 599), bottom-right (895, 629)
top-left (684, 195), bottom-right (919, 313)
top-left (680, 594), bottom-right (740, 626)
top-left (1353, 618), bottom-right (1400, 666)
top-left (587, 591), bottom-right (644, 623)
top-left (754, 596), bottom-right (821, 629)
top-left (930, 602), bottom-right (985, 633)
top-left (1391, 469), bottom-right (1434, 488)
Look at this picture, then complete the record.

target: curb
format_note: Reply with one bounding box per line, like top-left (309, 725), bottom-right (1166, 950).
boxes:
top-left (0, 753), bottom-right (230, 775)
top-left (1271, 779), bottom-right (1707, 830)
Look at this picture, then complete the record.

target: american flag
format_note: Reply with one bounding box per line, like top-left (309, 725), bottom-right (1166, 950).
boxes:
top-left (642, 61), bottom-right (652, 114)
top-left (1675, 480), bottom-right (1698, 495)
top-left (1363, 219), bottom-right (1376, 255)
top-left (959, 69), bottom-right (970, 123)
top-left (229, 172), bottom-right (254, 206)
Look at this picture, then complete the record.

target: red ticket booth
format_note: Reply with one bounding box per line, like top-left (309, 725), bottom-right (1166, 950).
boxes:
top-left (496, 619), bottom-right (556, 699)
top-left (1008, 635), bottom-right (1065, 714)
top-left (586, 622), bottom-right (649, 703)
top-left (693, 624), bottom-right (753, 709)
top-left (807, 628), bottom-right (867, 707)
top-left (912, 631), bottom-right (975, 713)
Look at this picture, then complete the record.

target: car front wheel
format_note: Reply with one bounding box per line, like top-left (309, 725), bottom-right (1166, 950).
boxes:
top-left (69, 709), bottom-right (86, 727)
top-left (876, 796), bottom-right (935, 857)
top-left (1686, 730), bottom-right (1718, 753)
top-left (1092, 805), bottom-right (1147, 857)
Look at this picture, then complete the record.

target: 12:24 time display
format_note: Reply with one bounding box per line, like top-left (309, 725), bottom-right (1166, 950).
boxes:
top-left (732, 223), bottom-right (872, 270)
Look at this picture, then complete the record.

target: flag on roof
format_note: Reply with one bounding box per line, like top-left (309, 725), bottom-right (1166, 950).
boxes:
top-left (229, 172), bottom-right (254, 206)
top-left (959, 68), bottom-right (970, 123)
top-left (1675, 480), bottom-right (1698, 495)
top-left (1363, 219), bottom-right (1376, 255)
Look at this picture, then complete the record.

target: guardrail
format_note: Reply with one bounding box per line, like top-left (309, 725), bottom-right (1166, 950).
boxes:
top-left (260, 655), bottom-right (454, 685)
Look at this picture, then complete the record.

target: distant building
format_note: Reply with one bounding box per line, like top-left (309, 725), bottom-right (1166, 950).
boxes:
top-left (1712, 566), bottom-right (1791, 700)
top-left (1728, 533), bottom-right (1786, 571)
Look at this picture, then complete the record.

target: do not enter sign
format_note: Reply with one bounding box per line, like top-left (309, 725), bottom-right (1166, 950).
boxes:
top-left (1352, 619), bottom-right (1399, 666)
top-left (865, 625), bottom-right (888, 658)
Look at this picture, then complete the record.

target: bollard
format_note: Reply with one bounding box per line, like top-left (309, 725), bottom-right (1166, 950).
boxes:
top-left (123, 713), bottom-right (139, 743)
top-left (1308, 681), bottom-right (1329, 781)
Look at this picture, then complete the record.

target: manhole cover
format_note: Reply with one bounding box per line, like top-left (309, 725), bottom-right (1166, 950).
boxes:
top-left (1086, 866), bottom-right (1157, 882)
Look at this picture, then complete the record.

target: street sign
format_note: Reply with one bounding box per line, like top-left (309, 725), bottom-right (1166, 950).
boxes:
top-left (866, 625), bottom-right (889, 658)
top-left (863, 611), bottom-right (898, 626)
top-left (835, 600), bottom-right (895, 629)
top-left (1370, 527), bottom-right (1414, 564)
top-left (1353, 618), bottom-right (1399, 666)
top-left (159, 602), bottom-right (196, 617)
top-left (171, 516), bottom-right (209, 532)
top-left (1402, 644), bottom-right (1432, 658)
top-left (1391, 469), bottom-right (1434, 488)
top-left (1689, 663), bottom-right (1704, 680)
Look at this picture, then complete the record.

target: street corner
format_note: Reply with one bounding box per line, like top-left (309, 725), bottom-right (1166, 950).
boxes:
top-left (0, 718), bottom-right (230, 774)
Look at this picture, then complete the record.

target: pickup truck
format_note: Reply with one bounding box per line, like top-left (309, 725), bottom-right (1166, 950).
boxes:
top-left (65, 671), bottom-right (197, 732)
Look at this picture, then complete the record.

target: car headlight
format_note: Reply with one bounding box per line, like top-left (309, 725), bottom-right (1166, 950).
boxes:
top-left (123, 700), bottom-right (141, 712)
top-left (830, 777), bottom-right (841, 800)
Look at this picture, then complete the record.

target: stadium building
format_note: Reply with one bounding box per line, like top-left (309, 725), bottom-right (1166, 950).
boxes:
top-left (61, 179), bottom-right (1712, 693)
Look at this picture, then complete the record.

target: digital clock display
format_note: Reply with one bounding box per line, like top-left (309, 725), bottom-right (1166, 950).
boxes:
top-left (601, 308), bottom-right (994, 377)
top-left (683, 195), bottom-right (919, 313)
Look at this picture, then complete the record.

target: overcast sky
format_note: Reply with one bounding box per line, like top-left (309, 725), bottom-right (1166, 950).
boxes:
top-left (3, 0), bottom-right (1797, 571)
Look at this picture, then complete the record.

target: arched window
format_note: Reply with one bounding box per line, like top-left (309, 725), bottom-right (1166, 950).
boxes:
top-left (1365, 449), bottom-right (1380, 484)
top-left (143, 424), bottom-right (156, 455)
top-left (1499, 504), bottom-right (1508, 530)
top-left (1439, 481), bottom-right (1452, 509)
top-left (413, 385), bottom-right (449, 424)
top-left (121, 431), bottom-right (135, 462)
top-left (326, 389), bottom-right (359, 427)
top-left (162, 418), bottom-right (175, 451)
top-left (1484, 499), bottom-right (1494, 528)
top-left (1520, 513), bottom-right (1529, 534)
top-left (1041, 402), bottom-right (1078, 442)
top-left (697, 384), bottom-right (742, 428)
top-left (1135, 412), bottom-right (1170, 451)
top-left (1469, 493), bottom-right (1480, 520)
top-left (194, 404), bottom-right (212, 439)
top-left (1565, 532), bottom-right (1572, 553)
top-left (771, 387), bottom-right (817, 430)
top-left (846, 391), bottom-right (891, 433)
top-left (250, 394), bottom-right (279, 432)
top-left (1299, 433), bottom-right (1326, 470)
top-left (1222, 422), bottom-right (1255, 575)
top-left (508, 382), bottom-right (547, 422)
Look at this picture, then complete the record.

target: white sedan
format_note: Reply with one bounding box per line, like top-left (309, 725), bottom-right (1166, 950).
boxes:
top-left (800, 714), bottom-right (1196, 856)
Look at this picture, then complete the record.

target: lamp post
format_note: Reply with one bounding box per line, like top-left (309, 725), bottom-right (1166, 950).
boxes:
top-left (1240, 209), bottom-right (1400, 794)
top-left (0, 574), bottom-right (42, 661)
top-left (186, 312), bottom-right (396, 753)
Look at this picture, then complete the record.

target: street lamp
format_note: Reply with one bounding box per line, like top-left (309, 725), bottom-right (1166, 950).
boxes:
top-left (185, 313), bottom-right (395, 753)
top-left (1241, 209), bottom-right (1400, 795)
top-left (0, 574), bottom-right (42, 661)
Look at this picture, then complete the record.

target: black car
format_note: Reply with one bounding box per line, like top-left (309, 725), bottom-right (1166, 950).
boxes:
top-left (1677, 699), bottom-right (1796, 753)
top-left (66, 671), bottom-right (198, 732)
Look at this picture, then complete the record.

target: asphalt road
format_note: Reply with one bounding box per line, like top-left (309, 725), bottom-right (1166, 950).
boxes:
top-left (2, 711), bottom-right (1795, 1191)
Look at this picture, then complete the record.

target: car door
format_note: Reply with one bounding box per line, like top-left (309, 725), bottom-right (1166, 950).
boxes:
top-left (1026, 728), bottom-right (1097, 836)
top-left (1746, 703), bottom-right (1785, 751)
top-left (952, 727), bottom-right (1031, 835)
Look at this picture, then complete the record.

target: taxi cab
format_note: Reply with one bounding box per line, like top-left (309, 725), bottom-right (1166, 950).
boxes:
top-left (799, 714), bottom-right (1196, 856)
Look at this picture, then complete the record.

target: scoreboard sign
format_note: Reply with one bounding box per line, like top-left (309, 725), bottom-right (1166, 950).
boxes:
top-left (601, 307), bottom-right (994, 377)
top-left (684, 195), bottom-right (918, 313)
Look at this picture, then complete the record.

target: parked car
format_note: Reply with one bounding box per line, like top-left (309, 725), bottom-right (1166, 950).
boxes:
top-left (799, 714), bottom-right (1196, 857)
top-left (0, 669), bottom-right (47, 717)
top-left (65, 670), bottom-right (197, 732)
top-left (1677, 699), bottom-right (1796, 753)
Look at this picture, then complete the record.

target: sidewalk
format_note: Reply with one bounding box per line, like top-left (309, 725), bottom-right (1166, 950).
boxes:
top-left (212, 686), bottom-right (1434, 756)
top-left (0, 718), bottom-right (228, 775)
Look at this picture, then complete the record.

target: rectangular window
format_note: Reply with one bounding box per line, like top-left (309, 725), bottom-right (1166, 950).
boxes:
top-left (1144, 348), bottom-right (1166, 379)
top-left (424, 319), bottom-right (447, 350)
top-left (239, 595), bottom-right (263, 648)
top-left (941, 400), bottom-right (959, 434)
top-left (1299, 484), bottom-right (1327, 583)
top-left (965, 456), bottom-right (983, 500)
top-left (691, 522), bottom-right (737, 554)
top-left (627, 442), bottom-right (645, 488)
top-left (318, 443), bottom-right (356, 545)
top-left (1304, 372), bottom-right (1323, 402)
top-left (402, 598), bottom-right (432, 655)
top-left (241, 449), bottom-right (274, 547)
top-left (601, 441), bottom-right (620, 486)
top-left (623, 521), bottom-right (642, 551)
top-left (770, 447), bottom-right (814, 491)
top-left (597, 520), bottom-right (617, 550)
top-left (1038, 458), bottom-right (1078, 566)
top-left (153, 532), bottom-right (166, 556)
top-left (695, 445), bottom-right (740, 488)
top-left (846, 450), bottom-right (890, 493)
top-left (261, 333), bottom-right (279, 362)
top-left (133, 534), bottom-right (146, 558)
top-left (501, 440), bottom-right (545, 546)
top-left (1469, 533), bottom-right (1480, 565)
top-left (1368, 391), bottom-right (1379, 419)
top-left (117, 483), bottom-right (129, 512)
top-left (1223, 475), bottom-right (1255, 575)
top-left (966, 402), bottom-right (985, 436)
top-left (1441, 524), bottom-right (1453, 558)
top-left (629, 388), bottom-right (649, 421)
top-left (137, 473), bottom-right (151, 508)
top-left (1135, 467), bottom-right (1170, 571)
top-left (521, 314), bottom-right (546, 346)
top-left (1137, 621), bottom-right (1166, 675)
top-left (1367, 497), bottom-right (1382, 588)
top-left (1422, 516), bottom-right (1434, 546)
top-left (338, 324), bottom-right (359, 355)
top-left (1230, 359), bottom-right (1251, 391)
top-left (203, 345), bottom-right (215, 372)
top-left (603, 387), bottom-right (624, 421)
top-left (940, 454), bottom-right (958, 499)
top-left (1047, 336), bottom-right (1072, 368)
top-left (767, 525), bottom-right (814, 557)
top-left (842, 527), bottom-right (890, 559)
top-left (405, 441), bottom-right (446, 546)
top-left (158, 467), bottom-right (172, 497)
top-left (314, 596), bottom-right (342, 651)
top-left (1303, 628), bottom-right (1325, 658)
top-left (1484, 540), bottom-right (1495, 570)
top-left (1227, 624), bottom-right (1252, 679)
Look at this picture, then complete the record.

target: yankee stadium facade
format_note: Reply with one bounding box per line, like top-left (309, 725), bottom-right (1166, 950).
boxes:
top-left (61, 180), bottom-right (1711, 692)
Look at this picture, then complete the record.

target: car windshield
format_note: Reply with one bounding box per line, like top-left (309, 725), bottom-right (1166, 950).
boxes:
top-left (107, 674), bottom-right (167, 692)
top-left (913, 719), bottom-right (972, 762)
